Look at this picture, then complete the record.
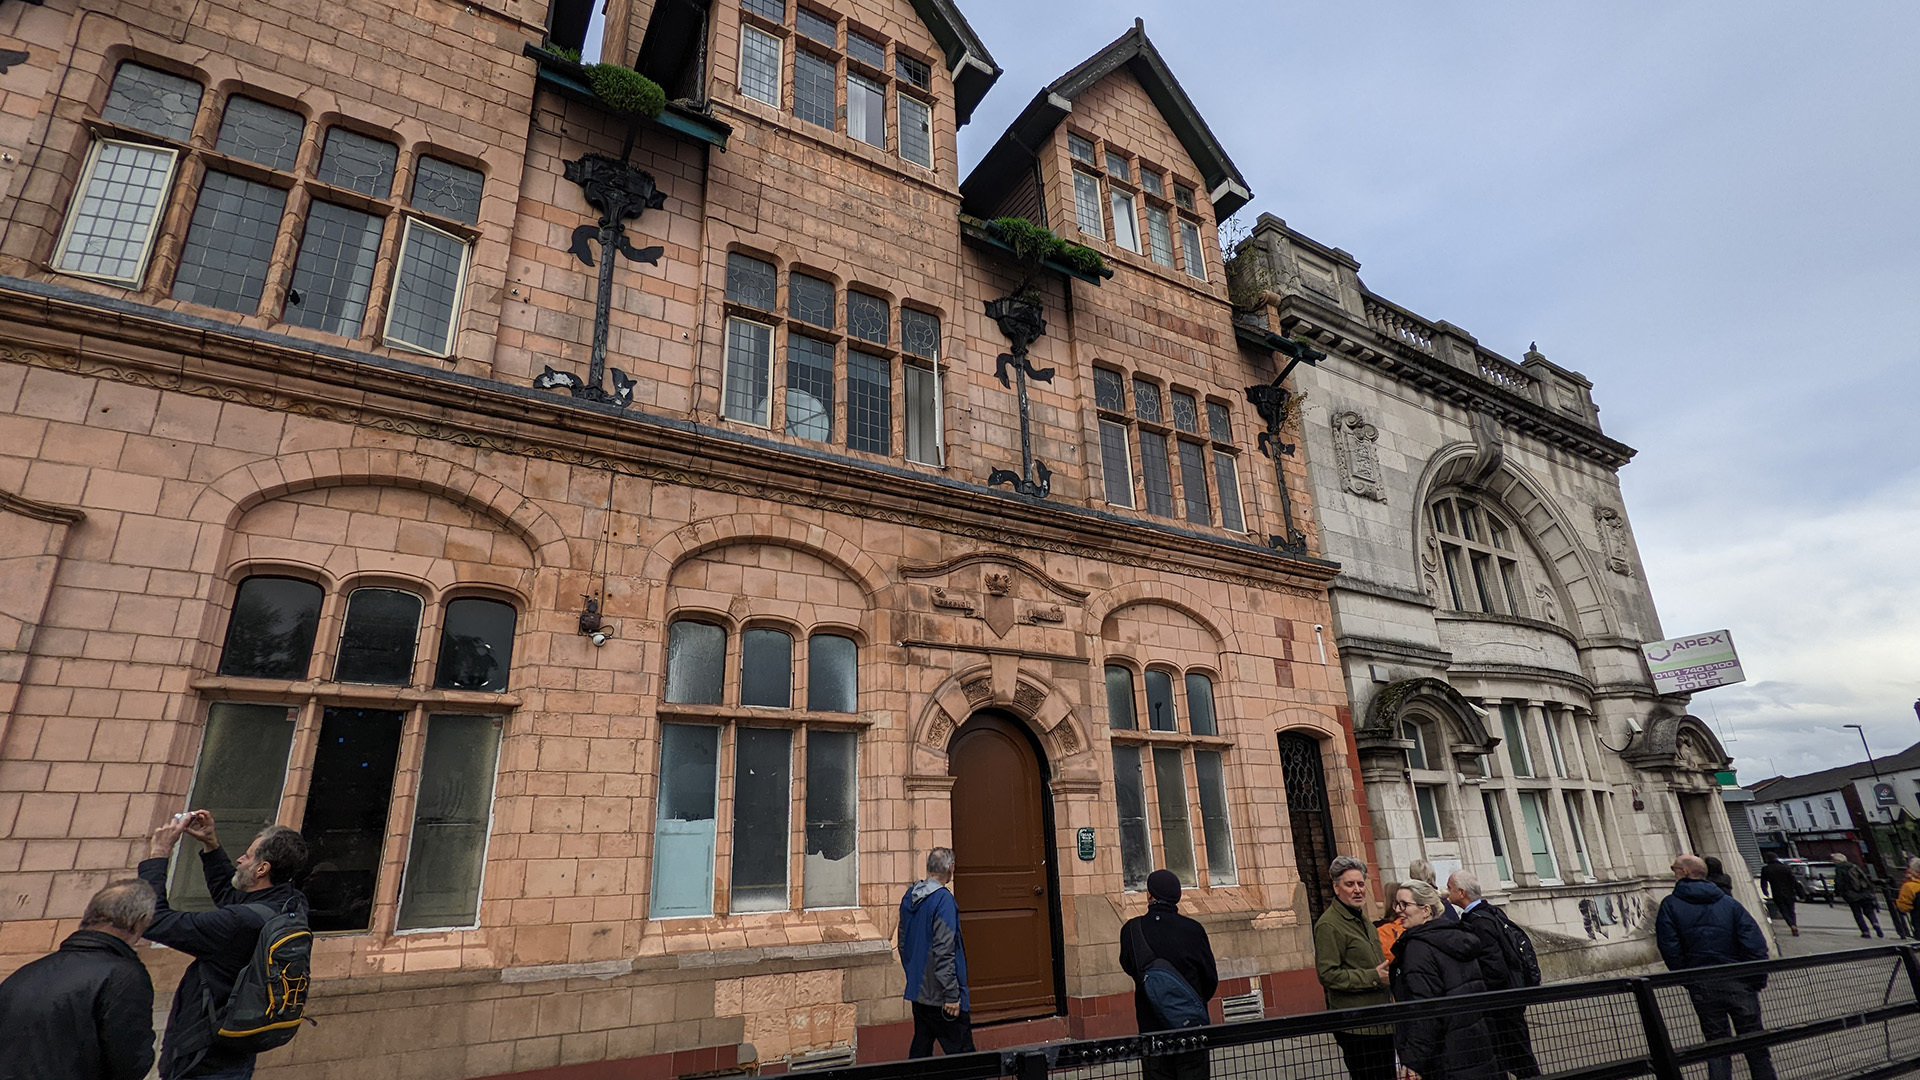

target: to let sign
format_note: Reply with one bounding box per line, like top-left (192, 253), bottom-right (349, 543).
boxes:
top-left (1641, 630), bottom-right (1745, 695)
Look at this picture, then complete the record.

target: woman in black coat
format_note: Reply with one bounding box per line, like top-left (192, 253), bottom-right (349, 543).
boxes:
top-left (1389, 880), bottom-right (1499, 1080)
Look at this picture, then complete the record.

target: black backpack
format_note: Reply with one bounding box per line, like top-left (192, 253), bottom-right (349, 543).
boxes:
top-left (1129, 920), bottom-right (1210, 1029)
top-left (1486, 906), bottom-right (1542, 987)
top-left (212, 901), bottom-right (314, 1052)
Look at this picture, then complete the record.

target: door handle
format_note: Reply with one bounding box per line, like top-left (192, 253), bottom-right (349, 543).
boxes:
top-left (1032, 885), bottom-right (1044, 896)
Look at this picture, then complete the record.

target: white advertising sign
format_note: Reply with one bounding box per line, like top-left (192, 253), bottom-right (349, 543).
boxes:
top-left (1640, 629), bottom-right (1745, 695)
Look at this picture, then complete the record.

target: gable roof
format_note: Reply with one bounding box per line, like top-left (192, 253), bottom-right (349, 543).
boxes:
top-left (909, 0), bottom-right (1001, 126)
top-left (1745, 740), bottom-right (1920, 803)
top-left (960, 19), bottom-right (1252, 221)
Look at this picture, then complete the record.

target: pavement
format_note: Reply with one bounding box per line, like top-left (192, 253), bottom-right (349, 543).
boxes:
top-left (1770, 894), bottom-right (1913, 958)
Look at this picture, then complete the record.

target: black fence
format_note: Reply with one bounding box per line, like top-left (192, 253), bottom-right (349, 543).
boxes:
top-left (812, 947), bottom-right (1920, 1080)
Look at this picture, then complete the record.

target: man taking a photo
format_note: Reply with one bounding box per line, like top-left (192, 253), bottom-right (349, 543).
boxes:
top-left (140, 810), bottom-right (310, 1080)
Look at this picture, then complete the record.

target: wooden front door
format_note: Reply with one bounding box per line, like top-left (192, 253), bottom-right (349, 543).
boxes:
top-left (949, 713), bottom-right (1060, 1021)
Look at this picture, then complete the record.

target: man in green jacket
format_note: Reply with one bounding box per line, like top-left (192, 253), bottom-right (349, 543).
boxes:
top-left (1314, 855), bottom-right (1394, 1080)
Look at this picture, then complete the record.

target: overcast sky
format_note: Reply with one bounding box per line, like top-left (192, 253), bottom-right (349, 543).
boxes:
top-left (955, 1), bottom-right (1920, 781)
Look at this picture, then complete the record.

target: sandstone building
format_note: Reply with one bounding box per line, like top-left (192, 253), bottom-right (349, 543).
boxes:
top-left (0, 1), bottom-right (1379, 1076)
top-left (1238, 216), bottom-right (1757, 972)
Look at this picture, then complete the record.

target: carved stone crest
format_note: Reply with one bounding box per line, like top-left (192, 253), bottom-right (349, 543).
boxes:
top-left (1331, 410), bottom-right (1386, 501)
top-left (1534, 583), bottom-right (1560, 625)
top-left (1594, 506), bottom-right (1632, 576)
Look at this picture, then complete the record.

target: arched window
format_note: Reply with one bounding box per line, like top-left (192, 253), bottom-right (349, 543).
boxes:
top-left (435, 597), bottom-right (516, 692)
top-left (1107, 660), bottom-right (1235, 890)
top-left (1430, 495), bottom-right (1527, 617)
top-left (806, 633), bottom-right (858, 712)
top-left (334, 587), bottom-right (424, 684)
top-left (218, 575), bottom-right (323, 679)
top-left (740, 627), bottom-right (793, 707)
top-left (664, 620), bottom-right (726, 704)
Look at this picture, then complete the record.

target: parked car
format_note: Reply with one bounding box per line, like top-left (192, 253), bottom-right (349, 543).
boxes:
top-left (1779, 859), bottom-right (1837, 903)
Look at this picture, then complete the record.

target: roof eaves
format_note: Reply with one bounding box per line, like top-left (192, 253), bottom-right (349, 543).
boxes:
top-left (909, 0), bottom-right (1002, 126)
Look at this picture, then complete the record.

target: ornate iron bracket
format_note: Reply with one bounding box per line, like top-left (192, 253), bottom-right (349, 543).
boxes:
top-left (984, 296), bottom-right (1053, 498)
top-left (1246, 375), bottom-right (1309, 557)
top-left (534, 154), bottom-right (666, 409)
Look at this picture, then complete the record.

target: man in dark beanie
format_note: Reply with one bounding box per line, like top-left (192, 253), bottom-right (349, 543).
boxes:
top-left (1119, 869), bottom-right (1218, 1080)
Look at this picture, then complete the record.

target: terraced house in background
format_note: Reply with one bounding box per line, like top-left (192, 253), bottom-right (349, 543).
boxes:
top-left (0, 0), bottom-right (1747, 1074)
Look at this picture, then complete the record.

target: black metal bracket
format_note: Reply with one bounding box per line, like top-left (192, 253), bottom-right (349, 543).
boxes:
top-left (1246, 372), bottom-right (1310, 557)
top-left (534, 154), bottom-right (666, 409)
top-left (985, 296), bottom-right (1052, 498)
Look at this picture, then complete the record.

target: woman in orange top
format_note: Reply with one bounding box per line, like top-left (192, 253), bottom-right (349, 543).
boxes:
top-left (1379, 859), bottom-right (1439, 956)
top-left (1896, 858), bottom-right (1920, 924)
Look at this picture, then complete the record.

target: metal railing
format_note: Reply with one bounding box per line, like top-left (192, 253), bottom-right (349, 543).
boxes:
top-left (812, 947), bottom-right (1920, 1080)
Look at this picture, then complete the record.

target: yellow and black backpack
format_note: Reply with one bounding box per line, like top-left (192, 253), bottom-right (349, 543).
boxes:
top-left (213, 900), bottom-right (315, 1053)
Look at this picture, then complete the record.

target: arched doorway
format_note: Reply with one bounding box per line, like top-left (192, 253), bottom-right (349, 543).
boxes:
top-left (948, 712), bottom-right (1063, 1021)
top-left (1279, 731), bottom-right (1337, 921)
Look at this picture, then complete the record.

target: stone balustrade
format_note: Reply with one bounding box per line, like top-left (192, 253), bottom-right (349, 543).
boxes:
top-left (1363, 296), bottom-right (1435, 354)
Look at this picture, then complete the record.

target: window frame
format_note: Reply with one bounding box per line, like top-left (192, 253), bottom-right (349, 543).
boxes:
top-left (738, 23), bottom-right (784, 107)
top-left (54, 138), bottom-right (182, 286)
top-left (1105, 657), bottom-right (1238, 893)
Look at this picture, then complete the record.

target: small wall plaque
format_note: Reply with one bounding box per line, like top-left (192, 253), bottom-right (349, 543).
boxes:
top-left (1076, 827), bottom-right (1096, 861)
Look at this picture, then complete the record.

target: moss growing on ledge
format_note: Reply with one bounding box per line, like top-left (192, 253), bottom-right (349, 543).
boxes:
top-left (584, 63), bottom-right (666, 118)
top-left (986, 217), bottom-right (1108, 280)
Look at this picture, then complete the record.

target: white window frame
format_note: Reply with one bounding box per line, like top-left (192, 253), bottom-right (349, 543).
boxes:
top-left (1563, 791), bottom-right (1594, 881)
top-left (739, 24), bottom-right (783, 107)
top-left (1415, 784), bottom-right (1445, 840)
top-left (1073, 171), bottom-right (1104, 240)
top-left (1097, 417), bottom-right (1135, 508)
top-left (1517, 790), bottom-right (1562, 885)
top-left (897, 92), bottom-right (932, 168)
top-left (1110, 189), bottom-right (1140, 253)
top-left (904, 358), bottom-right (943, 465)
top-left (382, 217), bottom-right (473, 358)
top-left (1179, 219), bottom-right (1206, 280)
top-left (54, 138), bottom-right (181, 286)
top-left (1541, 708), bottom-right (1568, 777)
top-left (1482, 790), bottom-right (1514, 885)
top-left (723, 316), bottom-right (776, 426)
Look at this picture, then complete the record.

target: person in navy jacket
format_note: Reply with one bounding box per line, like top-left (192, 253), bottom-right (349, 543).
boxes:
top-left (1656, 854), bottom-right (1777, 1080)
top-left (898, 847), bottom-right (973, 1057)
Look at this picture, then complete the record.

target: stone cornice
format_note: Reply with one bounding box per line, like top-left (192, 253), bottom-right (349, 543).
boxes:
top-left (0, 277), bottom-right (1339, 597)
top-left (1273, 292), bottom-right (1637, 469)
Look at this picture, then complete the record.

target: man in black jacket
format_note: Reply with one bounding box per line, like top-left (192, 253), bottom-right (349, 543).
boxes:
top-left (1446, 871), bottom-right (1539, 1080)
top-left (0, 879), bottom-right (157, 1080)
top-left (140, 811), bottom-right (310, 1080)
top-left (1657, 855), bottom-right (1776, 1080)
top-left (1119, 869), bottom-right (1218, 1080)
top-left (1757, 855), bottom-right (1799, 937)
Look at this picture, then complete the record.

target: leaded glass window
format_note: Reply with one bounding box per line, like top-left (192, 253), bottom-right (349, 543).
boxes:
top-left (741, 0), bottom-right (784, 19)
top-left (847, 72), bottom-right (885, 148)
top-left (896, 53), bottom-right (931, 89)
top-left (723, 317), bottom-right (774, 425)
top-left (1145, 205), bottom-right (1174, 267)
top-left (103, 63), bottom-right (202, 141)
top-left (846, 350), bottom-right (891, 454)
top-left (1180, 220), bottom-right (1206, 280)
top-left (1140, 170), bottom-right (1164, 198)
top-left (285, 201), bottom-right (384, 337)
top-left (845, 30), bottom-right (885, 69)
top-left (314, 127), bottom-right (396, 197)
top-left (171, 172), bottom-right (285, 314)
top-left (1093, 368), bottom-right (1126, 413)
top-left (1206, 401), bottom-right (1232, 442)
top-left (1215, 455), bottom-right (1244, 532)
top-left (1140, 430), bottom-right (1175, 517)
top-left (385, 218), bottom-right (469, 356)
top-left (795, 6), bottom-right (836, 45)
top-left (1067, 133), bottom-right (1095, 165)
top-left (898, 94), bottom-right (932, 168)
top-left (1133, 379), bottom-right (1163, 424)
top-left (1105, 150), bottom-right (1129, 181)
top-left (794, 50), bottom-right (837, 130)
top-left (1178, 441), bottom-right (1211, 525)
top-left (215, 97), bottom-right (303, 171)
top-left (411, 157), bottom-right (483, 225)
top-left (739, 25), bottom-right (782, 106)
top-left (726, 253), bottom-right (776, 309)
top-left (1171, 390), bottom-right (1200, 433)
top-left (900, 308), bottom-right (938, 359)
top-left (785, 335), bottom-right (835, 441)
top-left (1073, 172), bottom-right (1103, 239)
top-left (1173, 183), bottom-right (1195, 211)
top-left (846, 291), bottom-right (888, 344)
top-left (789, 271), bottom-right (834, 326)
top-left (55, 141), bottom-right (179, 283)
top-left (1099, 420), bottom-right (1133, 507)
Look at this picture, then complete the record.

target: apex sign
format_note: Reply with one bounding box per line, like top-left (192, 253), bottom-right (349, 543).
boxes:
top-left (1640, 629), bottom-right (1745, 695)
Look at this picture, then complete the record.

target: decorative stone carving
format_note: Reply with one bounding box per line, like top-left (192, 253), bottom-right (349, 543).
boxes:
top-left (984, 572), bottom-right (1011, 596)
top-left (1024, 605), bottom-right (1064, 625)
top-left (1052, 723), bottom-right (1080, 754)
top-left (1331, 411), bottom-right (1385, 501)
top-left (930, 587), bottom-right (976, 616)
top-left (1594, 506), bottom-right (1632, 576)
top-left (924, 713), bottom-right (953, 748)
top-left (1421, 534), bottom-right (1441, 598)
top-left (961, 678), bottom-right (993, 705)
top-left (1013, 682), bottom-right (1046, 717)
top-left (1534, 583), bottom-right (1561, 625)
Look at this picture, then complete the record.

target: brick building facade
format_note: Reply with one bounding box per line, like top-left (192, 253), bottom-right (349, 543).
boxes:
top-left (0, 2), bottom-right (1376, 1078)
